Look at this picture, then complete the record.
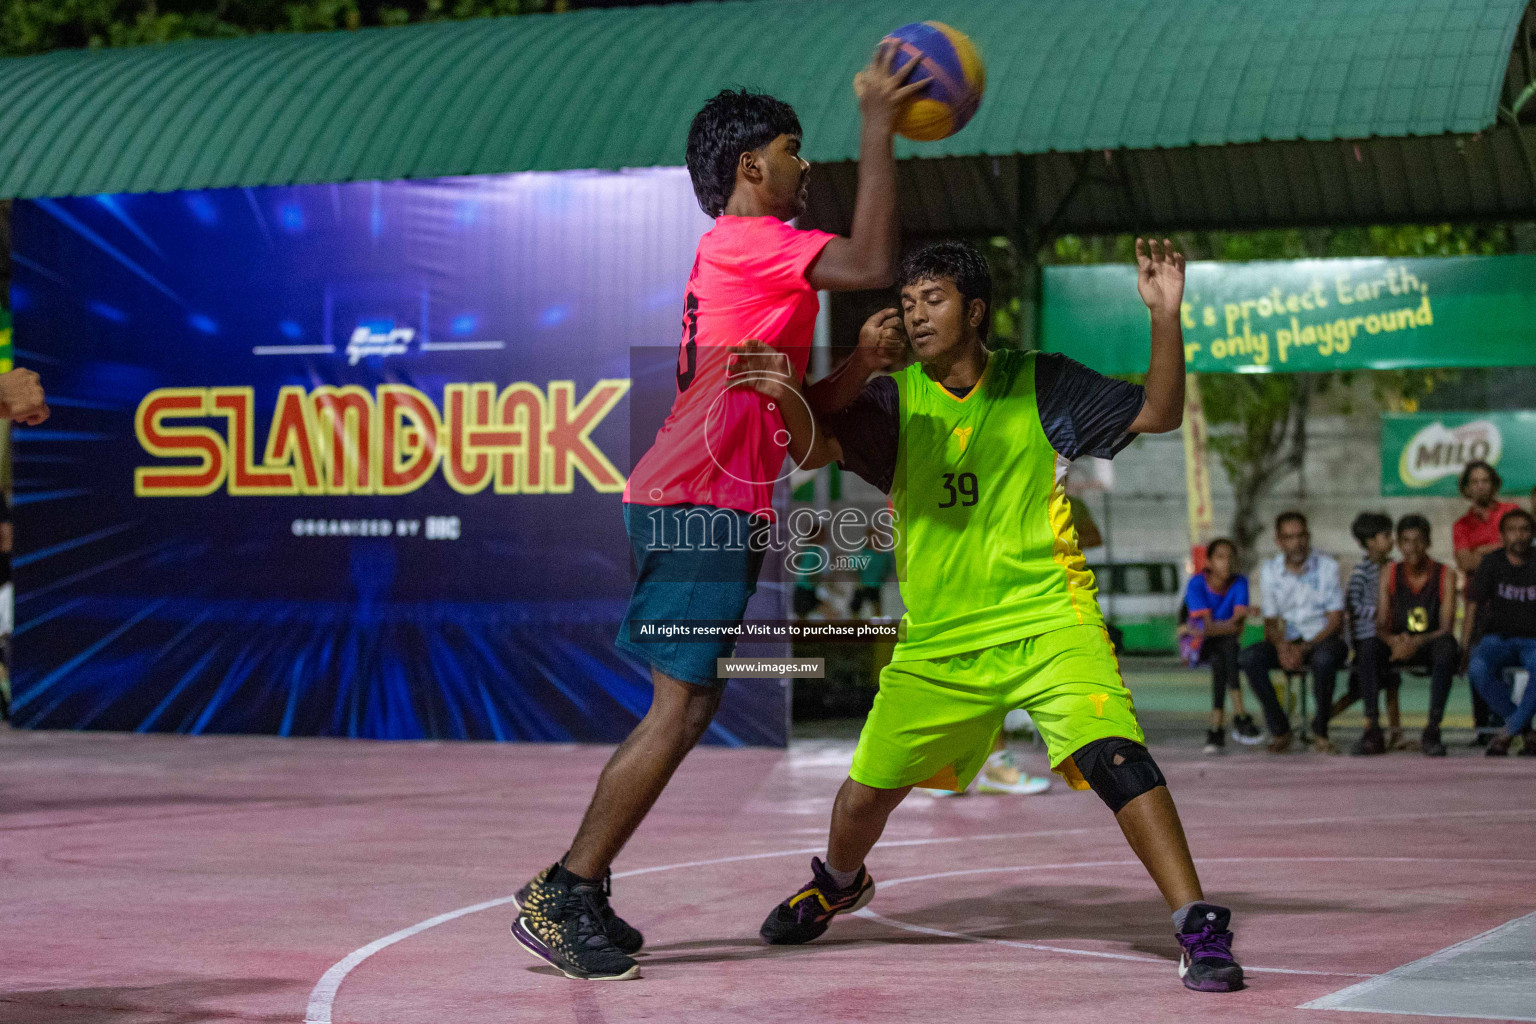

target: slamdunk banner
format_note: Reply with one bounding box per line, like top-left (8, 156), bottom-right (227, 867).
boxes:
top-left (134, 380), bottom-right (629, 497)
top-left (1382, 411), bottom-right (1536, 497)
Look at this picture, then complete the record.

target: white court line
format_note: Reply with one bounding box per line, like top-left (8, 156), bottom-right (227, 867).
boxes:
top-left (861, 857), bottom-right (1536, 980)
top-left (1298, 909), bottom-right (1536, 1020)
top-left (858, 909), bottom-right (1367, 978)
top-left (873, 856), bottom-right (1536, 890)
top-left (857, 907), bottom-right (1167, 965)
top-left (301, 813), bottom-right (1536, 1023)
top-left (304, 896), bottom-right (520, 1024)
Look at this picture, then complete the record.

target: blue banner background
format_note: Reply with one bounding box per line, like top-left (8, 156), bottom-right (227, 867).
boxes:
top-left (8, 169), bottom-right (790, 745)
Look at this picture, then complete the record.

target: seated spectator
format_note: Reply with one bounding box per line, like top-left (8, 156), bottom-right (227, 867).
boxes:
top-left (1180, 538), bottom-right (1261, 754)
top-left (1464, 508), bottom-right (1536, 756)
top-left (1343, 512), bottom-right (1406, 755)
top-left (1370, 514), bottom-right (1459, 757)
top-left (1454, 460), bottom-right (1519, 744)
top-left (1239, 511), bottom-right (1348, 753)
top-left (1453, 461), bottom-right (1519, 573)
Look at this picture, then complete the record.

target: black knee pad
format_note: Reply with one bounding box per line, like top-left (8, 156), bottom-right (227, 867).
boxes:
top-left (1073, 737), bottom-right (1166, 814)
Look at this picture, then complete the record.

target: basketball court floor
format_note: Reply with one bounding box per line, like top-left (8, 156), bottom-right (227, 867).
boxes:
top-left (2, 713), bottom-right (1532, 1024)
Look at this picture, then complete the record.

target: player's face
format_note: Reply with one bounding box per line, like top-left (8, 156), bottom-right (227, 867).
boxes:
top-left (1398, 528), bottom-right (1428, 565)
top-left (900, 277), bottom-right (982, 361)
top-left (757, 134), bottom-right (809, 217)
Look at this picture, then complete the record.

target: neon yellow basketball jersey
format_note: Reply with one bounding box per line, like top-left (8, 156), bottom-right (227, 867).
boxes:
top-left (890, 348), bottom-right (1102, 661)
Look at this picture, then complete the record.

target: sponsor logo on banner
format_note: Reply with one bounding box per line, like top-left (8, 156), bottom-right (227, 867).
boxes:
top-left (346, 320), bottom-right (415, 365)
top-left (1398, 419), bottom-right (1501, 489)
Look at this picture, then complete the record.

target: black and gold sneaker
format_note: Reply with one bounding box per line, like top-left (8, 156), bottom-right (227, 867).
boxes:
top-left (515, 864), bottom-right (644, 955)
top-left (512, 864), bottom-right (639, 980)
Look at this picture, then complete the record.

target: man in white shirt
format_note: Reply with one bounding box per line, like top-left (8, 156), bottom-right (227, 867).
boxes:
top-left (1238, 511), bottom-right (1347, 753)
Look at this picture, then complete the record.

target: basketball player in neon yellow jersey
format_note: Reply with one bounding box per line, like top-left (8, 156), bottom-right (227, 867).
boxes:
top-left (732, 238), bottom-right (1244, 993)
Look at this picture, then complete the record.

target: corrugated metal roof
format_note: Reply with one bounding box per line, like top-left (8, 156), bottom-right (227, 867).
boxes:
top-left (0, 0), bottom-right (1529, 200)
top-left (803, 126), bottom-right (1536, 237)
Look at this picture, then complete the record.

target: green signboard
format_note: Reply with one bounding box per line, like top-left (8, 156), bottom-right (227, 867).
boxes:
top-left (1042, 254), bottom-right (1536, 376)
top-left (1381, 411), bottom-right (1536, 497)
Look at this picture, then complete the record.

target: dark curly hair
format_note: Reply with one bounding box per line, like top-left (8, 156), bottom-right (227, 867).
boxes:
top-left (898, 240), bottom-right (993, 340)
top-left (1458, 459), bottom-right (1502, 497)
top-left (685, 89), bottom-right (802, 218)
top-left (1351, 511), bottom-right (1393, 548)
top-left (1396, 513), bottom-right (1432, 543)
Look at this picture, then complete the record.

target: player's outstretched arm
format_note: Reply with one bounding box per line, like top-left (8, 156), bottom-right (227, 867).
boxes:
top-left (806, 307), bottom-right (905, 417)
top-left (728, 340), bottom-right (842, 471)
top-left (806, 44), bottom-right (927, 293)
top-left (1127, 238), bottom-right (1186, 435)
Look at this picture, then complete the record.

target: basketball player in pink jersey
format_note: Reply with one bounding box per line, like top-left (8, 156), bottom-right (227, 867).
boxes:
top-left (512, 47), bottom-right (926, 981)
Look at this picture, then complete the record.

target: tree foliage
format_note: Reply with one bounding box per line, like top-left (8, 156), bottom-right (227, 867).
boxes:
top-left (0, 0), bottom-right (573, 57)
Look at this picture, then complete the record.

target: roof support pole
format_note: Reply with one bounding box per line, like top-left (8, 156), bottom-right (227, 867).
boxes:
top-left (1498, 117), bottom-right (1536, 200)
top-left (1012, 155), bottom-right (1041, 350)
top-left (1499, 16), bottom-right (1536, 210)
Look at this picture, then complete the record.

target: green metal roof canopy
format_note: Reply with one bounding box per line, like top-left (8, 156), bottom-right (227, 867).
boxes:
top-left (0, 0), bottom-right (1530, 201)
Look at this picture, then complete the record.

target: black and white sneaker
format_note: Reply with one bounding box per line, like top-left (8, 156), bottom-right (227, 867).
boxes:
top-left (512, 864), bottom-right (640, 980)
top-left (1202, 729), bottom-right (1225, 755)
top-left (1176, 903), bottom-right (1245, 992)
top-left (1230, 714), bottom-right (1263, 745)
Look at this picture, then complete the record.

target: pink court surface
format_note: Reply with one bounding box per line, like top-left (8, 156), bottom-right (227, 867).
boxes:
top-left (2, 727), bottom-right (1533, 1024)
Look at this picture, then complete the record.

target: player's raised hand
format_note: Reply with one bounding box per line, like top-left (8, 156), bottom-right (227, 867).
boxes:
top-left (727, 339), bottom-right (797, 400)
top-left (854, 40), bottom-right (930, 130)
top-left (1136, 237), bottom-right (1185, 318)
top-left (855, 307), bottom-right (907, 372)
top-left (0, 368), bottom-right (49, 425)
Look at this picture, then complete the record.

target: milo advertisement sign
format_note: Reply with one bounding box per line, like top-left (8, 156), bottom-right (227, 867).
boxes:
top-left (1383, 412), bottom-right (1536, 497)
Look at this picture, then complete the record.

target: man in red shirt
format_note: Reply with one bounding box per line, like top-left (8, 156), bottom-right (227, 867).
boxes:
top-left (1452, 459), bottom-right (1519, 744)
top-left (510, 49), bottom-right (926, 982)
top-left (1453, 461), bottom-right (1519, 574)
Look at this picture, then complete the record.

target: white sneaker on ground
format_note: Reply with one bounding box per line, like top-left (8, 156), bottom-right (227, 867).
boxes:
top-left (1003, 709), bottom-right (1036, 735)
top-left (975, 749), bottom-right (1051, 795)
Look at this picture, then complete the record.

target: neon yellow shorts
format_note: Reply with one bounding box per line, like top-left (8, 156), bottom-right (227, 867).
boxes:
top-left (849, 623), bottom-right (1144, 792)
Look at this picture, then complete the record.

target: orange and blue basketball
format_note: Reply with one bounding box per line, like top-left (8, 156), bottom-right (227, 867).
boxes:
top-left (881, 21), bottom-right (985, 141)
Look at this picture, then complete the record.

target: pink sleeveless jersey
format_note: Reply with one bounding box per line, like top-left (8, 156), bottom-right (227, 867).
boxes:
top-left (624, 215), bottom-right (835, 516)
